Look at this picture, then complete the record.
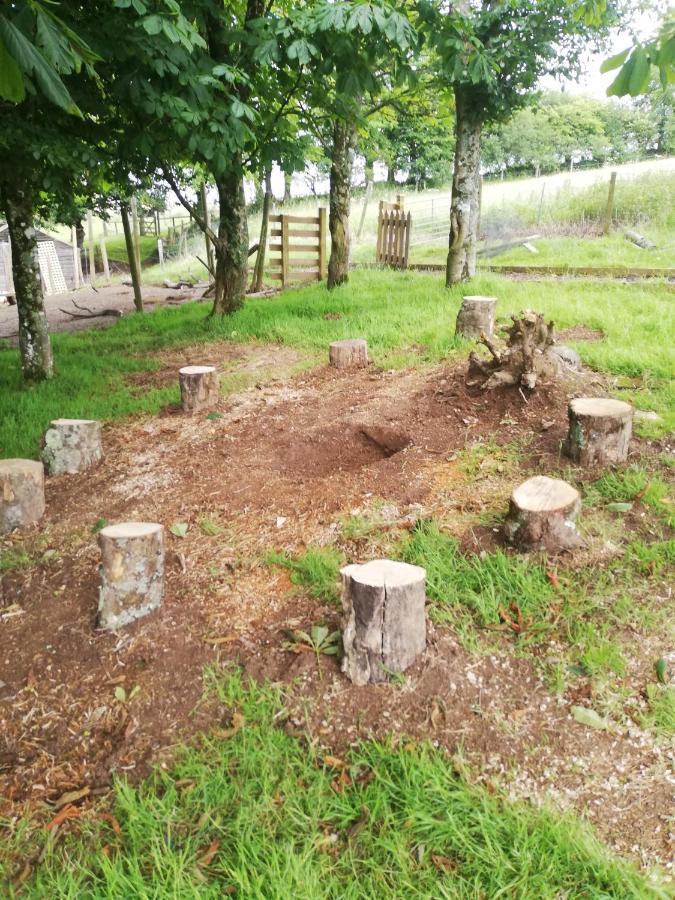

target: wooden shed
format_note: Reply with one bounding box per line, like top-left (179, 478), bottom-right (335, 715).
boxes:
top-left (0, 224), bottom-right (78, 298)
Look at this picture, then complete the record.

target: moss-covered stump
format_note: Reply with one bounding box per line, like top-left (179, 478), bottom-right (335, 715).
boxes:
top-left (504, 475), bottom-right (583, 553)
top-left (0, 459), bottom-right (45, 534)
top-left (341, 559), bottom-right (426, 686)
top-left (42, 418), bottom-right (103, 475)
top-left (455, 295), bottom-right (497, 339)
top-left (565, 398), bottom-right (633, 467)
top-left (98, 522), bottom-right (164, 630)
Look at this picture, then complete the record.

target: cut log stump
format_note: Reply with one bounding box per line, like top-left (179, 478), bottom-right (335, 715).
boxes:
top-left (98, 522), bottom-right (164, 630)
top-left (341, 559), bottom-right (426, 685)
top-left (42, 418), bottom-right (103, 475)
top-left (565, 398), bottom-right (633, 466)
top-left (0, 460), bottom-right (45, 534)
top-left (455, 296), bottom-right (497, 340)
top-left (179, 365), bottom-right (220, 413)
top-left (504, 475), bottom-right (583, 552)
top-left (329, 339), bottom-right (368, 369)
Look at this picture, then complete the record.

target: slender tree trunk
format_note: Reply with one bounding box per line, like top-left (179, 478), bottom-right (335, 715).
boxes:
top-left (282, 171), bottom-right (292, 205)
top-left (446, 87), bottom-right (483, 286)
top-left (328, 118), bottom-right (356, 289)
top-left (120, 202), bottom-right (143, 312)
top-left (0, 179), bottom-right (53, 382)
top-left (251, 168), bottom-right (272, 292)
top-left (212, 169), bottom-right (248, 315)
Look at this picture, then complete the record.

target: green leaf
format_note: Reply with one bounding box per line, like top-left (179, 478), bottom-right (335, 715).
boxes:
top-left (600, 47), bottom-right (630, 73)
top-left (311, 624), bottom-right (329, 646)
top-left (0, 37), bottom-right (25, 102)
top-left (170, 522), bottom-right (188, 538)
top-left (114, 686), bottom-right (126, 703)
top-left (655, 658), bottom-right (668, 685)
top-left (141, 15), bottom-right (164, 36)
top-left (91, 517), bottom-right (108, 534)
top-left (628, 48), bottom-right (651, 96)
top-left (606, 502), bottom-right (633, 513)
top-left (571, 706), bottom-right (609, 730)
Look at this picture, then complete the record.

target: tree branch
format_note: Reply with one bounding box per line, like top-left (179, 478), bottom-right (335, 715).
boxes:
top-left (162, 166), bottom-right (218, 245)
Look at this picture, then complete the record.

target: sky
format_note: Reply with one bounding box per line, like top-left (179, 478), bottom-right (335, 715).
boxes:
top-left (548, 4), bottom-right (666, 98)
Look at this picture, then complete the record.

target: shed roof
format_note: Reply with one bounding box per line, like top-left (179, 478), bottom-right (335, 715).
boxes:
top-left (0, 223), bottom-right (73, 249)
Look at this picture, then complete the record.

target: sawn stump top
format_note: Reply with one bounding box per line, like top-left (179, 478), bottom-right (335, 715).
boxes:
top-left (512, 475), bottom-right (580, 512)
top-left (341, 558), bottom-right (426, 588)
top-left (179, 365), bottom-right (216, 375)
top-left (569, 397), bottom-right (633, 417)
top-left (99, 522), bottom-right (163, 539)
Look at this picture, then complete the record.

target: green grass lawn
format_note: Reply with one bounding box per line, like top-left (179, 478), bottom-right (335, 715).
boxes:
top-left (1, 670), bottom-right (668, 898)
top-left (1, 269), bottom-right (672, 458)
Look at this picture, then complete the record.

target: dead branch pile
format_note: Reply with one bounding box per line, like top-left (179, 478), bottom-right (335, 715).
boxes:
top-left (467, 310), bottom-right (564, 390)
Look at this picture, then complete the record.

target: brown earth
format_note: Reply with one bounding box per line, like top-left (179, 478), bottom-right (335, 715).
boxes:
top-left (0, 346), bottom-right (672, 876)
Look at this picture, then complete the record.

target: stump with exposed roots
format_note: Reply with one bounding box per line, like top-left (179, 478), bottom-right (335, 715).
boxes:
top-left (341, 559), bottom-right (426, 685)
top-left (565, 398), bottom-right (633, 466)
top-left (179, 365), bottom-right (220, 413)
top-left (456, 295), bottom-right (497, 340)
top-left (329, 339), bottom-right (368, 369)
top-left (0, 460), bottom-right (45, 534)
top-left (467, 310), bottom-right (564, 390)
top-left (98, 522), bottom-right (164, 630)
top-left (504, 475), bottom-right (583, 552)
top-left (42, 418), bottom-right (103, 475)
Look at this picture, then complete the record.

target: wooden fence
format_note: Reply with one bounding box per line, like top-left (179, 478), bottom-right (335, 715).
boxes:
top-left (376, 200), bottom-right (412, 268)
top-left (269, 210), bottom-right (327, 287)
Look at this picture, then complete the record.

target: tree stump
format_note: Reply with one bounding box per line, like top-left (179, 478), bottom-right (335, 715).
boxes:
top-left (341, 559), bottom-right (426, 686)
top-left (329, 339), bottom-right (368, 369)
top-left (565, 398), bottom-right (633, 466)
top-left (0, 460), bottom-right (45, 534)
top-left (179, 365), bottom-right (220, 413)
top-left (504, 475), bottom-right (583, 552)
top-left (98, 522), bottom-right (164, 630)
top-left (42, 418), bottom-right (103, 475)
top-left (455, 295), bottom-right (497, 339)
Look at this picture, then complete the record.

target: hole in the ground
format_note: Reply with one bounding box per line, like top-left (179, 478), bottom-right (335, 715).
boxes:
top-left (273, 425), bottom-right (410, 478)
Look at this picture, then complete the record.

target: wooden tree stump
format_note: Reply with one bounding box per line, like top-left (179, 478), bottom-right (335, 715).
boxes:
top-left (0, 460), bottom-right (45, 534)
top-left (329, 339), bottom-right (368, 369)
top-left (98, 522), bottom-right (164, 630)
top-left (179, 365), bottom-right (220, 413)
top-left (455, 295), bottom-right (497, 339)
top-left (42, 418), bottom-right (103, 475)
top-left (341, 559), bottom-right (426, 685)
top-left (565, 398), bottom-right (633, 466)
top-left (504, 475), bottom-right (583, 552)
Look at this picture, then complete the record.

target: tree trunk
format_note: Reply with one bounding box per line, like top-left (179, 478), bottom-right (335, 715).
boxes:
top-left (283, 170), bottom-right (292, 205)
top-left (446, 87), bottom-right (483, 286)
top-left (251, 169), bottom-right (272, 292)
top-left (0, 179), bottom-right (53, 382)
top-left (120, 203), bottom-right (144, 312)
top-left (211, 169), bottom-right (248, 315)
top-left (328, 118), bottom-right (355, 289)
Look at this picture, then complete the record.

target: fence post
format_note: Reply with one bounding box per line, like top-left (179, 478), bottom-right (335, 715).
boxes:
top-left (318, 207), bottom-right (327, 280)
top-left (86, 211), bottom-right (96, 282)
top-left (100, 239), bottom-right (111, 284)
top-left (404, 212), bottom-right (412, 269)
top-left (71, 226), bottom-right (80, 289)
top-left (602, 171), bottom-right (617, 235)
top-left (281, 214), bottom-right (289, 288)
top-left (158, 238), bottom-right (164, 270)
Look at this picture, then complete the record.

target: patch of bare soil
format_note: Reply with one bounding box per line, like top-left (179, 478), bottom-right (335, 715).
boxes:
top-left (1, 349), bottom-right (672, 874)
top-left (559, 324), bottom-right (605, 342)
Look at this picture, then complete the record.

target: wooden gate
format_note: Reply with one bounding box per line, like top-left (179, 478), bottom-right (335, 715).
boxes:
top-left (269, 209), bottom-right (327, 287)
top-left (376, 200), bottom-right (412, 269)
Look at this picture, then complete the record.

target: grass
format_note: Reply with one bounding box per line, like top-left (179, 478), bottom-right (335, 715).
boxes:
top-left (1, 268), bottom-right (673, 458)
top-left (641, 685), bottom-right (675, 736)
top-left (1, 668), bottom-right (667, 898)
top-left (586, 466), bottom-right (674, 528)
top-left (266, 547), bottom-right (344, 604)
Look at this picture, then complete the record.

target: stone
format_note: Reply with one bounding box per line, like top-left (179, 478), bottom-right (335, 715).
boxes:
top-left (0, 460), bottom-right (45, 534)
top-left (179, 365), bottom-right (220, 413)
top-left (504, 475), bottom-right (583, 553)
top-left (565, 397), bottom-right (633, 467)
top-left (329, 339), bottom-right (368, 369)
top-left (98, 522), bottom-right (164, 630)
top-left (341, 559), bottom-right (426, 685)
top-left (42, 418), bottom-right (103, 475)
top-left (552, 345), bottom-right (582, 371)
top-left (455, 296), bottom-right (497, 340)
